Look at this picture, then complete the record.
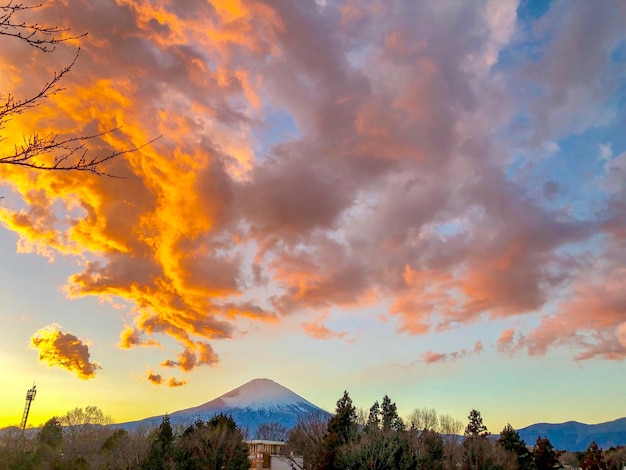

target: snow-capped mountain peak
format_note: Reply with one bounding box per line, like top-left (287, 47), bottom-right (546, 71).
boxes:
top-left (118, 378), bottom-right (330, 435)
top-left (173, 377), bottom-right (327, 418)
top-left (217, 378), bottom-right (312, 411)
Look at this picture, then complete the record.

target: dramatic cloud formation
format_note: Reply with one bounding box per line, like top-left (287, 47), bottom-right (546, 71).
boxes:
top-left (2, 0), bottom-right (625, 381)
top-left (30, 324), bottom-right (100, 379)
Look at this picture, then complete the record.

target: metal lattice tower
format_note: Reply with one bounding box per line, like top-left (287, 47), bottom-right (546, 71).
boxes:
top-left (20, 384), bottom-right (37, 430)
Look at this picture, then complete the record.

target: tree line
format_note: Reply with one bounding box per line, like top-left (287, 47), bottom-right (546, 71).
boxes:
top-left (281, 392), bottom-right (626, 470)
top-left (1, 394), bottom-right (625, 470)
top-left (0, 407), bottom-right (250, 470)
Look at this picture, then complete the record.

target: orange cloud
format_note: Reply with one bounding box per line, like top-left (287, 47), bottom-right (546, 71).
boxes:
top-left (1, 0), bottom-right (624, 382)
top-left (160, 342), bottom-right (218, 371)
top-left (168, 377), bottom-right (187, 388)
top-left (388, 266), bottom-right (460, 335)
top-left (118, 326), bottom-right (160, 349)
top-left (30, 324), bottom-right (101, 379)
top-left (146, 371), bottom-right (186, 387)
top-left (147, 372), bottom-right (163, 385)
top-left (302, 313), bottom-right (348, 341)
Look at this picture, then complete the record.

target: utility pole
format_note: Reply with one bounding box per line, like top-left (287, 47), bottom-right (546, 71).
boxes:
top-left (20, 384), bottom-right (37, 431)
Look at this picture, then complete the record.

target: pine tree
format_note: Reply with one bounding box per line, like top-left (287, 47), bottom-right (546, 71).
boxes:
top-left (464, 410), bottom-right (488, 438)
top-left (328, 391), bottom-right (358, 445)
top-left (463, 410), bottom-right (490, 470)
top-left (381, 395), bottom-right (405, 432)
top-left (142, 415), bottom-right (176, 470)
top-left (176, 414), bottom-right (249, 470)
top-left (318, 391), bottom-right (358, 470)
top-left (366, 401), bottom-right (381, 432)
top-left (533, 437), bottom-right (560, 470)
top-left (498, 423), bottom-right (533, 470)
top-left (581, 441), bottom-right (608, 470)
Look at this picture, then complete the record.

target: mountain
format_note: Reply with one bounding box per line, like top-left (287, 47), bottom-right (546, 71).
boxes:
top-left (517, 417), bottom-right (626, 451)
top-left (117, 378), bottom-right (330, 436)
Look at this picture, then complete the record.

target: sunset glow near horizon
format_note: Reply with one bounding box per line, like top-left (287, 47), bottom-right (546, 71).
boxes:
top-left (1, 0), bottom-right (625, 433)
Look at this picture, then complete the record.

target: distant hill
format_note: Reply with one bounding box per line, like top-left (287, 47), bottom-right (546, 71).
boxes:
top-left (116, 378), bottom-right (330, 436)
top-left (517, 418), bottom-right (626, 451)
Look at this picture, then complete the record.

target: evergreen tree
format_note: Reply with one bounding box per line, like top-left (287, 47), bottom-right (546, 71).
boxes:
top-left (366, 401), bottom-right (381, 432)
top-left (533, 437), bottom-right (560, 470)
top-left (328, 391), bottom-right (358, 445)
top-left (35, 417), bottom-right (64, 468)
top-left (464, 410), bottom-right (488, 438)
top-left (581, 441), bottom-right (608, 470)
top-left (101, 429), bottom-right (128, 452)
top-left (498, 424), bottom-right (533, 470)
top-left (142, 415), bottom-right (176, 470)
top-left (318, 391), bottom-right (358, 470)
top-left (418, 430), bottom-right (445, 470)
top-left (381, 395), bottom-right (405, 432)
top-left (176, 414), bottom-right (249, 470)
top-left (37, 417), bottom-right (63, 449)
top-left (463, 410), bottom-right (491, 470)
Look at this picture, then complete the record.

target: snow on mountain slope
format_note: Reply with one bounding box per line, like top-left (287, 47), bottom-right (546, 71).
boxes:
top-left (117, 378), bottom-right (330, 435)
top-left (179, 378), bottom-right (317, 414)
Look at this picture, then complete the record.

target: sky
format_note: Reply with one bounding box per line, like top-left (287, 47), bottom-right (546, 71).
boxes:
top-left (0, 0), bottom-right (625, 433)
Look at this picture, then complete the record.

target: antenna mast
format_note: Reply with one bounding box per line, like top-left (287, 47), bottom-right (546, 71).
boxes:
top-left (20, 384), bottom-right (37, 430)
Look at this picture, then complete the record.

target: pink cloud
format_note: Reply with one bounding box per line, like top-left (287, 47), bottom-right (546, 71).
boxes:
top-left (422, 341), bottom-right (483, 364)
top-left (520, 261), bottom-right (626, 361)
top-left (423, 351), bottom-right (447, 364)
top-left (497, 328), bottom-right (516, 353)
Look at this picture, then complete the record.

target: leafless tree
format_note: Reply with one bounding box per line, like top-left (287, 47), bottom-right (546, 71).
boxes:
top-left (57, 405), bottom-right (113, 462)
top-left (438, 414), bottom-right (463, 436)
top-left (282, 412), bottom-right (330, 470)
top-left (254, 421), bottom-right (288, 441)
top-left (408, 407), bottom-right (440, 433)
top-left (0, 1), bottom-right (154, 176)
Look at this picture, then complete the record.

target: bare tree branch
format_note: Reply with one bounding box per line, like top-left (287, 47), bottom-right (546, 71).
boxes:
top-left (0, 1), bottom-right (157, 176)
top-left (0, 1), bottom-right (85, 52)
top-left (2, 130), bottom-right (160, 177)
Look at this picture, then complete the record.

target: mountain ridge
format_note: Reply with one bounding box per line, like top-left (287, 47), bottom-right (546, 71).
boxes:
top-left (516, 417), bottom-right (626, 451)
